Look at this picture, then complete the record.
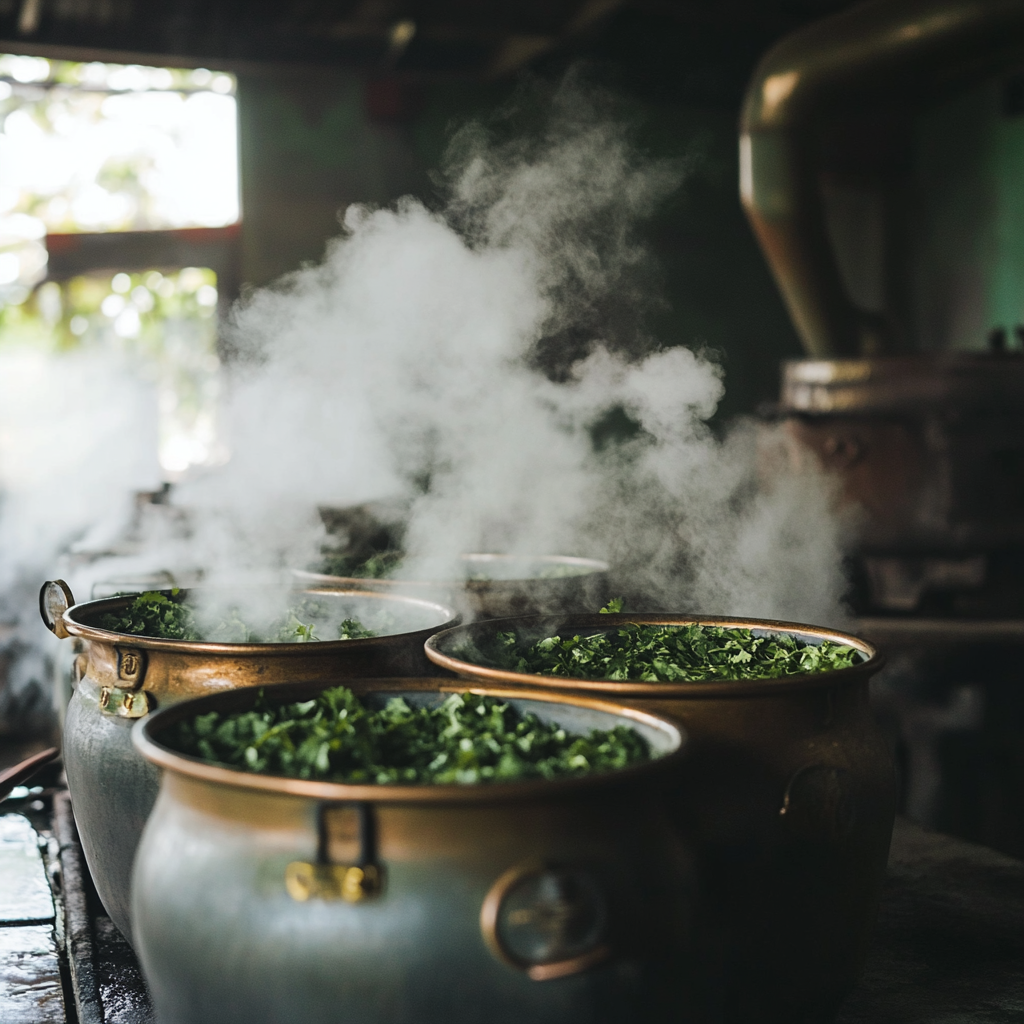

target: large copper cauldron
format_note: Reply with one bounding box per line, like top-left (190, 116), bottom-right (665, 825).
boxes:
top-left (777, 355), bottom-right (1024, 615)
top-left (39, 581), bottom-right (458, 944)
top-left (131, 679), bottom-right (695, 1024)
top-left (295, 552), bottom-right (610, 620)
top-left (426, 613), bottom-right (894, 1024)
top-left (738, 0), bottom-right (1024, 851)
top-left (739, 0), bottom-right (1024, 615)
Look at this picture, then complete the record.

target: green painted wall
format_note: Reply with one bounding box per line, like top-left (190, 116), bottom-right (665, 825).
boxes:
top-left (236, 70), bottom-right (430, 287)
top-left (909, 80), bottom-right (1024, 351)
top-left (234, 70), bottom-right (801, 418)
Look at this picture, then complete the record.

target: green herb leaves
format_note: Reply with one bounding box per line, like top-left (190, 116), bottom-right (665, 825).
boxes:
top-left (97, 589), bottom-right (200, 641)
top-left (316, 549), bottom-right (404, 579)
top-left (337, 618), bottom-right (377, 641)
top-left (478, 622), bottom-right (860, 683)
top-left (96, 592), bottom-right (378, 644)
top-left (168, 686), bottom-right (652, 785)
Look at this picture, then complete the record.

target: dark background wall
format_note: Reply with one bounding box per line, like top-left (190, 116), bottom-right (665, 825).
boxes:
top-left (235, 69), bottom-right (802, 422)
top-left (3, 1), bottom-right (863, 418)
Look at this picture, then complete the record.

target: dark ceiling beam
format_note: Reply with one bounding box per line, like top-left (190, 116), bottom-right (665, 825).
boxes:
top-left (0, 17), bottom-right (540, 75)
top-left (0, 0), bottom-right (863, 80)
top-left (630, 0), bottom-right (857, 32)
top-left (486, 0), bottom-right (628, 78)
top-left (0, 37), bottom-right (275, 73)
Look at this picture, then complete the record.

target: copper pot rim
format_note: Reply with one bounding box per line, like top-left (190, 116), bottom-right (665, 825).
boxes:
top-left (293, 552), bottom-right (610, 592)
top-left (132, 676), bottom-right (687, 804)
top-left (62, 587), bottom-right (461, 654)
top-left (424, 613), bottom-right (883, 698)
top-left (784, 353), bottom-right (1024, 375)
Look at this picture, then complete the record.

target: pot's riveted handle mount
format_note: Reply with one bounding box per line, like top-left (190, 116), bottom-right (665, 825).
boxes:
top-left (285, 802), bottom-right (385, 903)
top-left (98, 647), bottom-right (149, 719)
top-left (39, 580), bottom-right (75, 640)
top-left (98, 684), bottom-right (149, 719)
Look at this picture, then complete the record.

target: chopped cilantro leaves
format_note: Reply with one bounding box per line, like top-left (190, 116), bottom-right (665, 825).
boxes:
top-left (167, 686), bottom-right (653, 785)
top-left (473, 621), bottom-right (859, 683)
top-left (96, 591), bottom-right (377, 644)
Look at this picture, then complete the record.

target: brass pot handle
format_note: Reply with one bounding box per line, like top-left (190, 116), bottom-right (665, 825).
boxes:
top-left (285, 802), bottom-right (385, 903)
top-left (39, 580), bottom-right (75, 640)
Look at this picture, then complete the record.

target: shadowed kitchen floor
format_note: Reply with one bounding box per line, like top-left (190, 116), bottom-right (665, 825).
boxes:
top-left (0, 794), bottom-right (1020, 1023)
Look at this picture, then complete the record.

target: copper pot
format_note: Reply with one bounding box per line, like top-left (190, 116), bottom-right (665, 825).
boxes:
top-left (294, 552), bottom-right (610, 620)
top-left (39, 580), bottom-right (459, 945)
top-left (425, 613), bottom-right (894, 1024)
top-left (774, 355), bottom-right (1024, 615)
top-left (131, 678), bottom-right (697, 1024)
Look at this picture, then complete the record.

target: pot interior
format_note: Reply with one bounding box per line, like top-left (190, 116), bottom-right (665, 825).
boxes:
top-left (136, 678), bottom-right (684, 795)
top-left (365, 689), bottom-right (680, 756)
top-left (436, 615), bottom-right (870, 662)
top-left (70, 587), bottom-right (457, 643)
top-left (299, 552), bottom-right (608, 586)
top-left (425, 613), bottom-right (880, 694)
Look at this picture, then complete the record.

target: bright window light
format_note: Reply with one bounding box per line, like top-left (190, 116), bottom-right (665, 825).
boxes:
top-left (0, 55), bottom-right (237, 477)
top-left (2, 267), bottom-right (222, 475)
top-left (0, 54), bottom-right (239, 298)
top-left (0, 55), bottom-right (238, 236)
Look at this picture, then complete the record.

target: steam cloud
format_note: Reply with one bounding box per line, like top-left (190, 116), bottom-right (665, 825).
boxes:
top-left (178, 78), bottom-right (849, 623)
top-left (3, 77), bottom-right (850, 730)
top-left (0, 347), bottom-right (162, 732)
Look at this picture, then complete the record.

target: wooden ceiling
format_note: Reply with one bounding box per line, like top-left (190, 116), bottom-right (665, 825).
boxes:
top-left (0, 0), bottom-right (859, 84)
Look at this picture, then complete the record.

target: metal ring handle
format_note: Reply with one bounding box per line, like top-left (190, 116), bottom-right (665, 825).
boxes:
top-left (39, 580), bottom-right (75, 640)
top-left (780, 762), bottom-right (856, 842)
top-left (480, 861), bottom-right (611, 981)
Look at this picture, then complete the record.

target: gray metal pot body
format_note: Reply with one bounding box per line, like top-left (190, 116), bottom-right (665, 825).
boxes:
top-left (133, 784), bottom-right (695, 1024)
top-left (53, 587), bottom-right (459, 946)
top-left (131, 686), bottom-right (700, 1024)
top-left (64, 677), bottom-right (158, 942)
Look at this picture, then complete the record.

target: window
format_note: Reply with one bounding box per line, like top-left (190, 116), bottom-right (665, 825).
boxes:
top-left (0, 54), bottom-right (239, 475)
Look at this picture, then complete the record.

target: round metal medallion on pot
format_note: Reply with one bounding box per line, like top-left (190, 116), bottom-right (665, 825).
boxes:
top-left (130, 678), bottom-right (695, 1024)
top-left (39, 580), bottom-right (459, 946)
top-left (425, 612), bottom-right (894, 1024)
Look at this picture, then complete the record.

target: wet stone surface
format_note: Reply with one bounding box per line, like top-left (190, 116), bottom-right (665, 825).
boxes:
top-left (0, 925), bottom-right (64, 1023)
top-left (94, 915), bottom-right (153, 1024)
top-left (0, 813), bottom-right (63, 1023)
top-left (0, 815), bottom-right (55, 924)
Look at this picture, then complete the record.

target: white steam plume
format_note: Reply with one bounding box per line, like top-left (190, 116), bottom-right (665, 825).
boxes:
top-left (176, 78), bottom-right (849, 625)
top-left (0, 77), bottom-right (851, 734)
top-left (0, 347), bottom-right (162, 732)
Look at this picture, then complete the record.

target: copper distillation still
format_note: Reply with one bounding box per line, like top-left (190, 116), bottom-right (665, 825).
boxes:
top-left (741, 0), bottom-right (1024, 853)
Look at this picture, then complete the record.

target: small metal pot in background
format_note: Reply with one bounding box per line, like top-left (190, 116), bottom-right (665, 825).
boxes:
top-left (131, 678), bottom-right (697, 1024)
top-left (39, 580), bottom-right (458, 945)
top-left (295, 553), bottom-right (610, 620)
top-left (426, 613), bottom-right (894, 1024)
